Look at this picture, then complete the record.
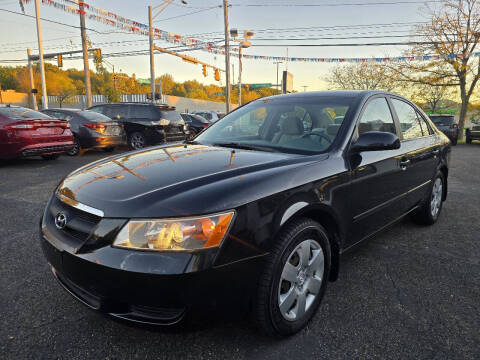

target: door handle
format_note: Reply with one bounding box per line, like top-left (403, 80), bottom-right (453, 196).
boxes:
top-left (400, 158), bottom-right (411, 170)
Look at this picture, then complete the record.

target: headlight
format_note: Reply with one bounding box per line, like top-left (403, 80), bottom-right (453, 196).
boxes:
top-left (151, 119), bottom-right (170, 126)
top-left (113, 212), bottom-right (234, 251)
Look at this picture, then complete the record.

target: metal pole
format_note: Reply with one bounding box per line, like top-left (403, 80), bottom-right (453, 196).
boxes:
top-left (238, 46), bottom-right (242, 107)
top-left (149, 6), bottom-right (156, 103)
top-left (79, 2), bottom-right (92, 108)
top-left (223, 0), bottom-right (231, 113)
top-left (34, 0), bottom-right (48, 109)
top-left (276, 62), bottom-right (280, 93)
top-left (27, 48), bottom-right (38, 110)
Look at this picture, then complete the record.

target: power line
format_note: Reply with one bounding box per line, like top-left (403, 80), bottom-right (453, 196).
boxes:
top-left (154, 5), bottom-right (221, 22)
top-left (231, 1), bottom-right (440, 7)
top-left (250, 41), bottom-right (447, 47)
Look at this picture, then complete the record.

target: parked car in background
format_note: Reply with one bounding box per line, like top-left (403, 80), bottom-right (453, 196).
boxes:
top-left (41, 108), bottom-right (125, 156)
top-left (0, 105), bottom-right (73, 160)
top-left (429, 114), bottom-right (459, 145)
top-left (40, 91), bottom-right (450, 337)
top-left (191, 110), bottom-right (221, 123)
top-left (466, 119), bottom-right (480, 144)
top-left (88, 103), bottom-right (186, 150)
top-left (180, 113), bottom-right (210, 139)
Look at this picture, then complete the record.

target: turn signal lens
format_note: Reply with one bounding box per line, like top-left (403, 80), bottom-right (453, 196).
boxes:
top-left (113, 212), bottom-right (234, 251)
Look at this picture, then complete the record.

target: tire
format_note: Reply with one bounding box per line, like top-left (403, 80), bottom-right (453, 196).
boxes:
top-left (253, 218), bottom-right (331, 337)
top-left (67, 137), bottom-right (80, 156)
top-left (103, 147), bottom-right (116, 152)
top-left (188, 129), bottom-right (197, 140)
top-left (128, 132), bottom-right (146, 150)
top-left (41, 154), bottom-right (60, 160)
top-left (466, 132), bottom-right (472, 144)
top-left (411, 171), bottom-right (445, 225)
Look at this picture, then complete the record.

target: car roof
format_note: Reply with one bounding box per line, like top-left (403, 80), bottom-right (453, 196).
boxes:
top-left (44, 108), bottom-right (81, 112)
top-left (261, 90), bottom-right (390, 101)
top-left (105, 102), bottom-right (176, 110)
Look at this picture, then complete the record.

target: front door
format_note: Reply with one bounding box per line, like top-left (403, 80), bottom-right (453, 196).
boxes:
top-left (347, 96), bottom-right (410, 246)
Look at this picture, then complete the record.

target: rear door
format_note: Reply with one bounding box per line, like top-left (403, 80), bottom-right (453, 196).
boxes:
top-left (347, 96), bottom-right (409, 246)
top-left (389, 97), bottom-right (438, 209)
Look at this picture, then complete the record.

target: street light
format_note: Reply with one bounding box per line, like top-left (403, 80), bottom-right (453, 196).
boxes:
top-left (230, 29), bottom-right (254, 106)
top-left (149, 1), bottom-right (187, 103)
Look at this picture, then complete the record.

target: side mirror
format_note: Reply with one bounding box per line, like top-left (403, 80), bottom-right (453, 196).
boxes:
top-left (350, 131), bottom-right (400, 153)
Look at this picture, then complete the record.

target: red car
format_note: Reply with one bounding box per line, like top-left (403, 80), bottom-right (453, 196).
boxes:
top-left (0, 105), bottom-right (74, 160)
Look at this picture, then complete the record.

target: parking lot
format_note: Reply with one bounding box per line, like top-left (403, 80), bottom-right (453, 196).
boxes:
top-left (1, 144), bottom-right (479, 359)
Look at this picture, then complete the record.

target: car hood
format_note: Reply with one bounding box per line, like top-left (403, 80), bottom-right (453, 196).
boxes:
top-left (57, 144), bottom-right (322, 217)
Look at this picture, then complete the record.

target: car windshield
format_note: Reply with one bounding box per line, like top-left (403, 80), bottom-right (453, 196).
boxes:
top-left (195, 96), bottom-right (353, 154)
top-left (79, 111), bottom-right (112, 122)
top-left (0, 107), bottom-right (51, 119)
top-left (430, 115), bottom-right (455, 125)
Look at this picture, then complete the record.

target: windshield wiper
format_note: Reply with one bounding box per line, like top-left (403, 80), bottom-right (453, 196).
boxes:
top-left (212, 142), bottom-right (279, 152)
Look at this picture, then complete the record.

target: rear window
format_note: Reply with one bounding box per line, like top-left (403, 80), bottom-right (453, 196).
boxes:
top-left (0, 107), bottom-right (51, 119)
top-left (158, 110), bottom-right (183, 121)
top-left (430, 115), bottom-right (455, 125)
top-left (79, 111), bottom-right (112, 122)
top-left (193, 112), bottom-right (213, 121)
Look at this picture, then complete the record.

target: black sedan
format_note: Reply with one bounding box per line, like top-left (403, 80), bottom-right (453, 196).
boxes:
top-left (40, 91), bottom-right (450, 337)
top-left (41, 108), bottom-right (125, 155)
top-left (180, 113), bottom-right (210, 139)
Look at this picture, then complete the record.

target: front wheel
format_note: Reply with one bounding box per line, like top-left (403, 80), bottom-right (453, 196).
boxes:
top-left (128, 132), bottom-right (146, 150)
top-left (411, 171), bottom-right (444, 225)
top-left (253, 218), bottom-right (331, 337)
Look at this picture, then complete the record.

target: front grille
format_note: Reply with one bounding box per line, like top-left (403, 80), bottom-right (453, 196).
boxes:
top-left (48, 196), bottom-right (102, 248)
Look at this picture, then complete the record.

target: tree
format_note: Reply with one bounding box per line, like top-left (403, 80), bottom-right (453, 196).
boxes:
top-left (389, 0), bottom-right (480, 140)
top-left (171, 83), bottom-right (187, 97)
top-left (410, 84), bottom-right (453, 112)
top-left (327, 62), bottom-right (398, 91)
top-left (157, 74), bottom-right (175, 95)
top-left (46, 70), bottom-right (76, 108)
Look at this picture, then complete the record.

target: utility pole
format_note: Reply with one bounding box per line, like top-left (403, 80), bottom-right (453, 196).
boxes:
top-left (79, 2), bottom-right (92, 108)
top-left (148, 5), bottom-right (156, 102)
top-left (274, 61), bottom-right (282, 93)
top-left (302, 86), bottom-right (308, 92)
top-left (34, 0), bottom-right (47, 109)
top-left (223, 0), bottom-right (231, 113)
top-left (238, 46), bottom-right (242, 107)
top-left (26, 48), bottom-right (37, 110)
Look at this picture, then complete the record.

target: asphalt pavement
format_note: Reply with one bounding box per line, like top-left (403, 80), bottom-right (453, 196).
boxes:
top-left (1, 144), bottom-right (479, 359)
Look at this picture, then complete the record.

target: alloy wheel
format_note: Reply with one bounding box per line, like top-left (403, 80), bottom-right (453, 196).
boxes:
top-left (130, 133), bottom-right (145, 149)
top-left (430, 177), bottom-right (443, 218)
top-left (278, 239), bottom-right (324, 321)
top-left (67, 138), bottom-right (80, 156)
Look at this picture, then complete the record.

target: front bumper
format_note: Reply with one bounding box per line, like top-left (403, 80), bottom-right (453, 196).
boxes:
top-left (40, 222), bottom-right (263, 325)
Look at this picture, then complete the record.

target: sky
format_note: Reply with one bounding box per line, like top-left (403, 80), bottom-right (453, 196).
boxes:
top-left (0, 0), bottom-right (434, 91)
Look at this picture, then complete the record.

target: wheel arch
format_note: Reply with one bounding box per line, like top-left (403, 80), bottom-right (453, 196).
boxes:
top-left (277, 204), bottom-right (342, 282)
top-left (439, 165), bottom-right (448, 201)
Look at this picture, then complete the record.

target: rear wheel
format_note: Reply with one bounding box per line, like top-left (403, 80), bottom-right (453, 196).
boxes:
top-left (411, 171), bottom-right (444, 225)
top-left (103, 147), bottom-right (116, 152)
top-left (253, 218), bottom-right (331, 337)
top-left (41, 154), bottom-right (60, 160)
top-left (67, 137), bottom-right (80, 156)
top-left (129, 132), bottom-right (146, 150)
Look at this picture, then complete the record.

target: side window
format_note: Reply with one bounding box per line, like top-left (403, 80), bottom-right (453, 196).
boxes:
top-left (109, 105), bottom-right (129, 120)
top-left (131, 105), bottom-right (155, 119)
top-left (416, 112), bottom-right (433, 135)
top-left (391, 99), bottom-right (424, 140)
top-left (358, 97), bottom-right (396, 135)
top-left (55, 112), bottom-right (72, 121)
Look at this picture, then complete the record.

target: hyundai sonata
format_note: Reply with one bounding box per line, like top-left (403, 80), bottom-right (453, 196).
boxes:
top-left (40, 91), bottom-right (450, 336)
